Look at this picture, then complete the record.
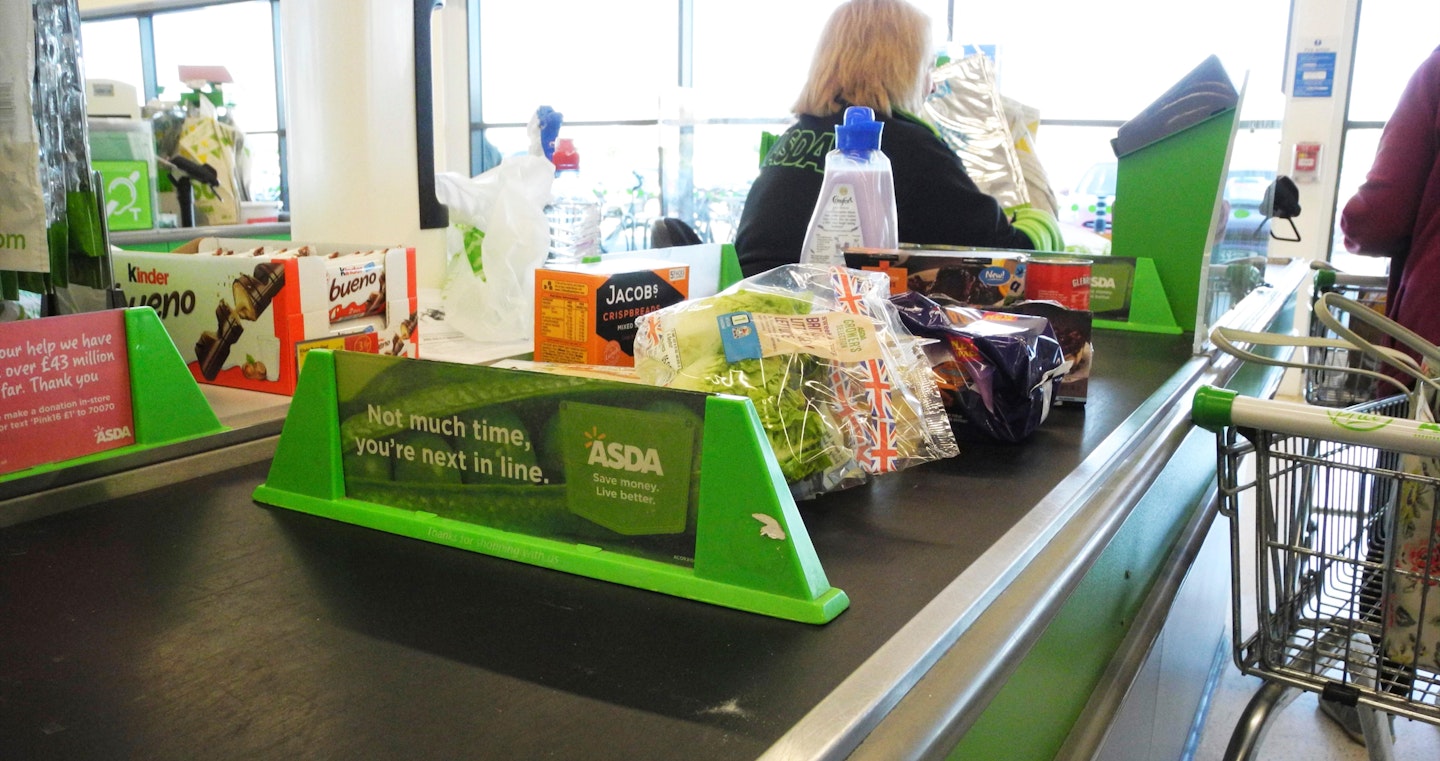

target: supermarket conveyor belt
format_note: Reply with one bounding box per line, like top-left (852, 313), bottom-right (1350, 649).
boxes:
top-left (0, 329), bottom-right (1199, 760)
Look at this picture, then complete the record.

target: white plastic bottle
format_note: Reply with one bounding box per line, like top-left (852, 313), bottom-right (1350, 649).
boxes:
top-left (800, 106), bottom-right (899, 266)
top-left (545, 138), bottom-right (602, 264)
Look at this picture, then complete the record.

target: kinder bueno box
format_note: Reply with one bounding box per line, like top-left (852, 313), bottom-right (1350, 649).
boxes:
top-left (115, 238), bottom-right (418, 395)
top-left (535, 258), bottom-right (689, 366)
top-left (844, 247), bottom-right (1027, 307)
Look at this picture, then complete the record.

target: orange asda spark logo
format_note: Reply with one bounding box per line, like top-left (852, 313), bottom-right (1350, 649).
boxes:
top-left (583, 425), bottom-right (664, 475)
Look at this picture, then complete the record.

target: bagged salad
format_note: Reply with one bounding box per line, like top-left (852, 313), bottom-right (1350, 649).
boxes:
top-left (633, 264), bottom-right (957, 499)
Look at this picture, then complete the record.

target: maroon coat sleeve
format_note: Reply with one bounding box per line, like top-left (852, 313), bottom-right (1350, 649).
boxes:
top-left (1340, 47), bottom-right (1440, 256)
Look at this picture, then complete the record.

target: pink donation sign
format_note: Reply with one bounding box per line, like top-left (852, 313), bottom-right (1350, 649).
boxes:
top-left (0, 310), bottom-right (136, 476)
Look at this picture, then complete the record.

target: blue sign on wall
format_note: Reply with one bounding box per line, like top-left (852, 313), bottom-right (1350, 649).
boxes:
top-left (1294, 52), bottom-right (1336, 98)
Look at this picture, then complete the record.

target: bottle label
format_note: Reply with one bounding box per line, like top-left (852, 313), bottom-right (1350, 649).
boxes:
top-left (717, 310), bottom-right (883, 363)
top-left (804, 183), bottom-right (863, 265)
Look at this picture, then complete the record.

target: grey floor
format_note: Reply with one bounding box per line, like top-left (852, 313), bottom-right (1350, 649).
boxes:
top-left (1192, 651), bottom-right (1440, 759)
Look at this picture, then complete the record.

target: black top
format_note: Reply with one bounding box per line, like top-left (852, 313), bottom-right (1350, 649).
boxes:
top-left (0, 330), bottom-right (1189, 761)
top-left (734, 110), bottom-right (1034, 277)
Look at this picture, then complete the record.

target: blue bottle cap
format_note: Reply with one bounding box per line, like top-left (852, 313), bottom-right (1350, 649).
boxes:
top-left (836, 106), bottom-right (883, 153)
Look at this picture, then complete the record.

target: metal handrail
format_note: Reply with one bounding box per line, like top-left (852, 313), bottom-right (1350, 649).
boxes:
top-left (760, 261), bottom-right (1309, 761)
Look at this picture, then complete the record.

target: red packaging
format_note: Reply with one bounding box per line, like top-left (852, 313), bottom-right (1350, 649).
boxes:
top-left (1025, 257), bottom-right (1092, 310)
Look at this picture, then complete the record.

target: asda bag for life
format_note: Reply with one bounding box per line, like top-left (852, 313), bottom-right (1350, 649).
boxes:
top-left (1312, 292), bottom-right (1440, 671)
top-left (435, 156), bottom-right (554, 342)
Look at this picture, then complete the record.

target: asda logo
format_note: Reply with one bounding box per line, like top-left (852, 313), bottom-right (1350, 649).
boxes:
top-left (1328, 410), bottom-right (1392, 433)
top-left (94, 424), bottom-right (132, 443)
top-left (584, 427), bottom-right (664, 475)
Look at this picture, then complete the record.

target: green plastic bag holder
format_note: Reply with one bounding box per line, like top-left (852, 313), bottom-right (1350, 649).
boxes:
top-left (0, 307), bottom-right (225, 483)
top-left (253, 350), bottom-right (849, 624)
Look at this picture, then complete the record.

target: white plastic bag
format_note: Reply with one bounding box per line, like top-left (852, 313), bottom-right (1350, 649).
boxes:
top-left (435, 156), bottom-right (553, 342)
top-left (1001, 95), bottom-right (1059, 217)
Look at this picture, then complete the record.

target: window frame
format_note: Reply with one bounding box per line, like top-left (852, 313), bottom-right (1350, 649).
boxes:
top-left (80, 0), bottom-right (289, 211)
top-left (466, 0), bottom-right (1294, 250)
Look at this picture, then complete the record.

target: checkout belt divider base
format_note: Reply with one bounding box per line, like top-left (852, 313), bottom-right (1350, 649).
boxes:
top-left (253, 349), bottom-right (849, 625)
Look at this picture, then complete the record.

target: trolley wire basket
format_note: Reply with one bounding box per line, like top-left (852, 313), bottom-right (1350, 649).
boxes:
top-left (1195, 386), bottom-right (1440, 760)
top-left (1305, 268), bottom-right (1390, 407)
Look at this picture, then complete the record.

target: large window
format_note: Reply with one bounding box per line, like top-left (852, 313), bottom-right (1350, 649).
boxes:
top-left (75, 18), bottom-right (144, 96)
top-left (84, 0), bottom-right (1366, 256)
top-left (470, 0), bottom-right (1290, 252)
top-left (959, 0), bottom-right (1288, 199)
top-left (81, 0), bottom-right (286, 206)
top-left (1330, 0), bottom-right (1440, 272)
top-left (472, 0), bottom-right (678, 249)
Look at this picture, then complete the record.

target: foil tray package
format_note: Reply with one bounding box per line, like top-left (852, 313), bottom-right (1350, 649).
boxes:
top-left (633, 263), bottom-right (957, 500)
top-left (891, 291), bottom-right (1068, 443)
top-left (923, 54), bottom-right (1028, 211)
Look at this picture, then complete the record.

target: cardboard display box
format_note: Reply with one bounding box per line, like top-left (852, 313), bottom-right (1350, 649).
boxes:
top-left (535, 258), bottom-right (689, 367)
top-left (114, 238), bottom-right (418, 395)
top-left (844, 247), bottom-right (1027, 307)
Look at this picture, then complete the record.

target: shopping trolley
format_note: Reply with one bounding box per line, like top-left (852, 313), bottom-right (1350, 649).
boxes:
top-left (1194, 386), bottom-right (1440, 760)
top-left (1205, 256), bottom-right (1268, 326)
top-left (1197, 290), bottom-right (1440, 760)
top-left (1305, 266), bottom-right (1390, 407)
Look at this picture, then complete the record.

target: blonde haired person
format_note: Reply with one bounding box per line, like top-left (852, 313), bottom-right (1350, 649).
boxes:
top-left (734, 0), bottom-right (1035, 277)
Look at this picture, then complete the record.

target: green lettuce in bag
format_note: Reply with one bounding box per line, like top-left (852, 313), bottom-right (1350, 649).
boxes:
top-left (634, 264), bottom-right (958, 499)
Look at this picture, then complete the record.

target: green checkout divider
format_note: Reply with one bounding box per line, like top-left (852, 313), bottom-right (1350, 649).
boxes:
top-left (124, 307), bottom-right (226, 444)
top-left (1093, 256), bottom-right (1182, 335)
top-left (0, 307), bottom-right (225, 484)
top-left (252, 350), bottom-right (849, 624)
top-left (1110, 108), bottom-right (1236, 334)
top-left (717, 243), bottom-right (745, 291)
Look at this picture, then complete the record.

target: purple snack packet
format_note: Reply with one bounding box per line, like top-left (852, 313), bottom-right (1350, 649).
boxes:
top-left (891, 290), bottom-right (1065, 443)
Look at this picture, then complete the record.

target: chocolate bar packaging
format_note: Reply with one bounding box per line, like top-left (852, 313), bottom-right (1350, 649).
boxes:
top-left (989, 300), bottom-right (1092, 404)
top-left (891, 290), bottom-right (1067, 443)
top-left (114, 238), bottom-right (418, 395)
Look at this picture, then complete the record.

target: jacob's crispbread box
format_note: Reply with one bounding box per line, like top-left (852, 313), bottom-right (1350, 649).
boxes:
top-left (535, 259), bottom-right (690, 367)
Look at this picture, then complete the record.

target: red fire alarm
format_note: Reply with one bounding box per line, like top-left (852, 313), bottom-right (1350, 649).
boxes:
top-left (1293, 142), bottom-right (1322, 181)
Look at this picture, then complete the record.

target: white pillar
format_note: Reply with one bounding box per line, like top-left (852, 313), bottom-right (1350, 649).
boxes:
top-left (280, 0), bottom-right (451, 290)
top-left (1271, 0), bottom-right (1361, 263)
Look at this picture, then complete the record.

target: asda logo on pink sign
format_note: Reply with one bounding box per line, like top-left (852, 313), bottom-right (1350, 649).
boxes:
top-left (94, 424), bottom-right (132, 443)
